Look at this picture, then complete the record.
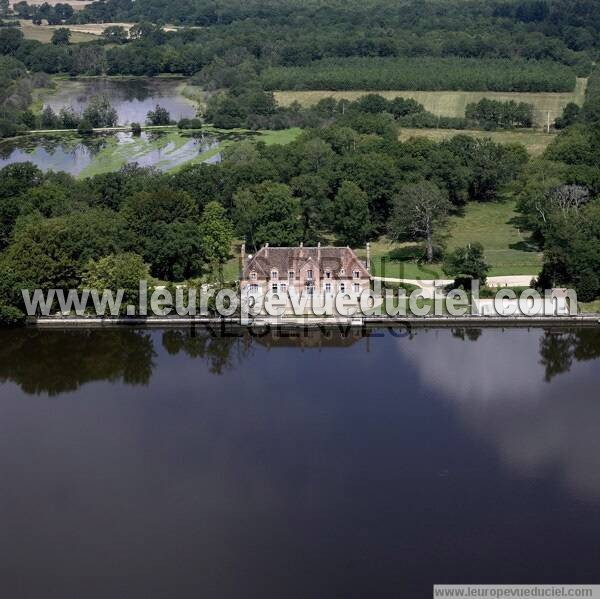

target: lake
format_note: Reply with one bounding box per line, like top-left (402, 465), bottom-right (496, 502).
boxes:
top-left (43, 77), bottom-right (199, 125)
top-left (1, 325), bottom-right (599, 597)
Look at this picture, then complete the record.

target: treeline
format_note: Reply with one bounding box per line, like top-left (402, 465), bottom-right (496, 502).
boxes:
top-left (514, 69), bottom-right (600, 301)
top-left (465, 99), bottom-right (534, 129)
top-left (262, 57), bottom-right (577, 93)
top-left (205, 89), bottom-right (537, 132)
top-left (11, 1), bottom-right (74, 25)
top-left (64, 0), bottom-right (600, 63)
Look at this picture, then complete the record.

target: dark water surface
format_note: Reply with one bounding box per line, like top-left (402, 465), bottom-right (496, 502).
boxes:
top-left (1, 326), bottom-right (599, 598)
top-left (44, 77), bottom-right (198, 124)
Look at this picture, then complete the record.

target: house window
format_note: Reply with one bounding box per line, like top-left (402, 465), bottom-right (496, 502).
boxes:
top-left (340, 283), bottom-right (345, 293)
top-left (340, 268), bottom-right (345, 275)
top-left (288, 270), bottom-right (294, 280)
top-left (271, 270), bottom-right (278, 280)
top-left (353, 283), bottom-right (360, 293)
top-left (353, 270), bottom-right (360, 279)
top-left (325, 283), bottom-right (331, 293)
top-left (305, 281), bottom-right (313, 295)
top-left (250, 271), bottom-right (257, 280)
top-left (325, 270), bottom-right (331, 279)
top-left (307, 269), bottom-right (313, 280)
top-left (249, 284), bottom-right (258, 294)
top-left (272, 283), bottom-right (278, 293)
top-left (280, 283), bottom-right (287, 292)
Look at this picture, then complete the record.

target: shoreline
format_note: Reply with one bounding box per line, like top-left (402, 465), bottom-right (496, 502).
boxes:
top-left (33, 314), bottom-right (600, 329)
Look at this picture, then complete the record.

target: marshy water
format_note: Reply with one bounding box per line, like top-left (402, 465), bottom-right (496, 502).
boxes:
top-left (1, 325), bottom-right (599, 597)
top-left (0, 77), bottom-right (229, 175)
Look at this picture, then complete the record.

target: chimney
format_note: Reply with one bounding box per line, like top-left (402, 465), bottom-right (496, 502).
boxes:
top-left (317, 241), bottom-right (321, 263)
top-left (366, 242), bottom-right (371, 272)
top-left (299, 241), bottom-right (304, 258)
top-left (264, 242), bottom-right (269, 259)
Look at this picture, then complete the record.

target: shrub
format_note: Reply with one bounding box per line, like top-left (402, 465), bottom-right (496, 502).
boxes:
top-left (77, 119), bottom-right (94, 134)
top-left (0, 303), bottom-right (25, 327)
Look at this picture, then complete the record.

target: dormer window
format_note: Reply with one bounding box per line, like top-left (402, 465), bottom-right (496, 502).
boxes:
top-left (250, 271), bottom-right (257, 280)
top-left (307, 269), bottom-right (313, 280)
top-left (353, 270), bottom-right (360, 279)
top-left (271, 270), bottom-right (278, 280)
top-left (340, 268), bottom-right (345, 276)
top-left (288, 270), bottom-right (294, 280)
top-left (325, 270), bottom-right (331, 279)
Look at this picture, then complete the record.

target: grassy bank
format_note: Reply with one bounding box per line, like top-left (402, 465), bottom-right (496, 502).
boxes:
top-left (362, 200), bottom-right (542, 280)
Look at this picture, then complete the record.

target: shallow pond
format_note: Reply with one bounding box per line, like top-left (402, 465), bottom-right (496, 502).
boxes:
top-left (1, 325), bottom-right (599, 597)
top-left (0, 131), bottom-right (224, 176)
top-left (43, 77), bottom-right (199, 124)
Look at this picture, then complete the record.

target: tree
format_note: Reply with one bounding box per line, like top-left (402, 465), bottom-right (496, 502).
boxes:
top-left (0, 302), bottom-right (25, 327)
top-left (390, 181), bottom-right (451, 263)
top-left (443, 243), bottom-right (490, 287)
top-left (82, 96), bottom-right (118, 128)
top-left (83, 253), bottom-right (151, 313)
top-left (51, 28), bottom-right (71, 46)
top-left (40, 105), bottom-right (60, 129)
top-left (102, 25), bottom-right (128, 44)
top-left (146, 104), bottom-right (171, 126)
top-left (77, 119), bottom-right (94, 134)
top-left (0, 209), bottom-right (126, 293)
top-left (199, 201), bottom-right (234, 282)
top-left (331, 180), bottom-right (370, 246)
top-left (233, 182), bottom-right (301, 249)
top-left (290, 174), bottom-right (329, 242)
top-left (149, 221), bottom-right (204, 281)
top-left (555, 102), bottom-right (581, 129)
top-left (0, 28), bottom-right (24, 55)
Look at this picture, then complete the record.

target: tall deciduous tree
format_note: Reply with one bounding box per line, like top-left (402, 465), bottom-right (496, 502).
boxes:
top-left (233, 182), bottom-right (301, 249)
top-left (390, 181), bottom-right (451, 263)
top-left (331, 180), bottom-right (370, 246)
top-left (199, 201), bottom-right (234, 282)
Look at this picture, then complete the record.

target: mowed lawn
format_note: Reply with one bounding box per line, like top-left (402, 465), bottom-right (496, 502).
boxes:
top-left (399, 127), bottom-right (556, 156)
top-left (363, 200), bottom-right (542, 280)
top-left (275, 78), bottom-right (587, 126)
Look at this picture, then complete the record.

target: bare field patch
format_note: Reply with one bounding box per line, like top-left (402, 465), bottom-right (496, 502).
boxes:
top-left (275, 78), bottom-right (587, 126)
top-left (398, 127), bottom-right (557, 156)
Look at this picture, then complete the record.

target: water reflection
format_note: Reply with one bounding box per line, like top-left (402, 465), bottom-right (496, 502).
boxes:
top-left (1, 325), bottom-right (600, 595)
top-left (399, 327), bottom-right (600, 500)
top-left (539, 328), bottom-right (600, 381)
top-left (44, 77), bottom-right (198, 124)
top-left (0, 132), bottom-right (222, 175)
top-left (0, 329), bottom-right (155, 395)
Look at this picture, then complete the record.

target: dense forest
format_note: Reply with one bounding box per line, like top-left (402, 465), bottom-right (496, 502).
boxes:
top-left (1, 0), bottom-right (597, 81)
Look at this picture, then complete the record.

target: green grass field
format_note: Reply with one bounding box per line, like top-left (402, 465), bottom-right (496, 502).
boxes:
top-left (361, 200), bottom-right (542, 280)
top-left (399, 127), bottom-right (557, 156)
top-left (18, 21), bottom-right (98, 43)
top-left (275, 78), bottom-right (587, 127)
